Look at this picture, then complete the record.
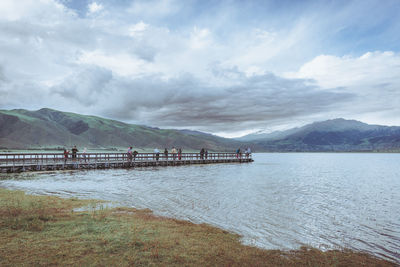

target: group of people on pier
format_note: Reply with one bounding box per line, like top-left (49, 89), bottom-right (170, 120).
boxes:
top-left (63, 146), bottom-right (87, 163)
top-left (199, 148), bottom-right (208, 159)
top-left (147, 147), bottom-right (183, 161)
top-left (236, 147), bottom-right (252, 158)
top-left (61, 145), bottom-right (251, 164)
top-left (127, 146), bottom-right (139, 162)
top-left (144, 147), bottom-right (251, 161)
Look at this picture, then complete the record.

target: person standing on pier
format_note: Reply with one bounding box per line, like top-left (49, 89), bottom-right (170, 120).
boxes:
top-left (200, 148), bottom-right (204, 159)
top-left (205, 150), bottom-right (208, 159)
top-left (154, 148), bottom-right (160, 161)
top-left (127, 147), bottom-right (133, 162)
top-left (178, 148), bottom-right (182, 160)
top-left (82, 147), bottom-right (87, 162)
top-left (246, 147), bottom-right (251, 158)
top-left (72, 146), bottom-right (78, 161)
top-left (63, 149), bottom-right (69, 164)
top-left (171, 147), bottom-right (177, 160)
top-left (164, 148), bottom-right (168, 161)
top-left (236, 148), bottom-right (240, 158)
top-left (133, 150), bottom-right (138, 161)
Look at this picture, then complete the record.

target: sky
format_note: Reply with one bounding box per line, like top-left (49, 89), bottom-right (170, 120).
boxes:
top-left (0, 0), bottom-right (399, 137)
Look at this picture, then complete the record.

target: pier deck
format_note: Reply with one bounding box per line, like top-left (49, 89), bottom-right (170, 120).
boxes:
top-left (0, 152), bottom-right (253, 173)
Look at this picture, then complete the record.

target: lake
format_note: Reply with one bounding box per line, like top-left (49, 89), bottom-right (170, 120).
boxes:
top-left (1, 153), bottom-right (399, 263)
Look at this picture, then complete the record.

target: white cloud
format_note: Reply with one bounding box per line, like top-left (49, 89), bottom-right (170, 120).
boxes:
top-left (128, 21), bottom-right (148, 37)
top-left (88, 2), bottom-right (103, 14)
top-left (77, 50), bottom-right (150, 77)
top-left (290, 51), bottom-right (400, 89)
top-left (0, 0), bottom-right (72, 21)
top-left (127, 0), bottom-right (179, 18)
top-left (190, 27), bottom-right (212, 49)
top-left (288, 51), bottom-right (400, 126)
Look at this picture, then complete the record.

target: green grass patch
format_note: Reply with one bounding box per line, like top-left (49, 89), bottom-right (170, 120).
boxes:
top-left (0, 188), bottom-right (395, 266)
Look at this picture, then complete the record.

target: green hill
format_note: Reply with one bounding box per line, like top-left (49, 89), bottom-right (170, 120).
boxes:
top-left (0, 108), bottom-right (243, 151)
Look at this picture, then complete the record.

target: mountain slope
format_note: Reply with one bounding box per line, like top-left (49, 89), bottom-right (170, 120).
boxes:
top-left (239, 119), bottom-right (400, 151)
top-left (0, 108), bottom-right (244, 151)
top-left (2, 110), bottom-right (400, 152)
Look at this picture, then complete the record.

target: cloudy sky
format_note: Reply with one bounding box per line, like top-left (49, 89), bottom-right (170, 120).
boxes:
top-left (0, 0), bottom-right (399, 137)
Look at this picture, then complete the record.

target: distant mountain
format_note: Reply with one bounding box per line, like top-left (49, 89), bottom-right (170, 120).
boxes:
top-left (0, 108), bottom-right (244, 151)
top-left (238, 118), bottom-right (400, 152)
top-left (236, 127), bottom-right (300, 142)
top-left (2, 110), bottom-right (399, 152)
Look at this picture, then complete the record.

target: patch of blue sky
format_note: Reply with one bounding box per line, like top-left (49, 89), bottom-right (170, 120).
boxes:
top-left (57, 0), bottom-right (90, 16)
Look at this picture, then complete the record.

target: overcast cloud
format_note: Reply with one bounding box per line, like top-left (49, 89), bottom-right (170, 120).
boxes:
top-left (0, 0), bottom-right (399, 137)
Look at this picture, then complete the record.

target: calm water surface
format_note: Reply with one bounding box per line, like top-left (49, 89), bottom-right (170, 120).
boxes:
top-left (1, 153), bottom-right (399, 263)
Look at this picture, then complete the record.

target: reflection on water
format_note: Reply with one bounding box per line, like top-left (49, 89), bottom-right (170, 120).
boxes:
top-left (1, 153), bottom-right (399, 263)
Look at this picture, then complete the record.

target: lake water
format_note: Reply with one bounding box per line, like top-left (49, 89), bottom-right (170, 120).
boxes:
top-left (1, 153), bottom-right (399, 263)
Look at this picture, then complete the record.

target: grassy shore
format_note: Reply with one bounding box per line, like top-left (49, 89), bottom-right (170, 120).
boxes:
top-left (0, 188), bottom-right (395, 266)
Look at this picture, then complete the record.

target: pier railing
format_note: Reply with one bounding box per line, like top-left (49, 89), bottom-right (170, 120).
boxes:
top-left (0, 152), bottom-right (252, 167)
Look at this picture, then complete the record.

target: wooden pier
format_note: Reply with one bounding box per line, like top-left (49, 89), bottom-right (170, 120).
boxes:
top-left (0, 152), bottom-right (253, 173)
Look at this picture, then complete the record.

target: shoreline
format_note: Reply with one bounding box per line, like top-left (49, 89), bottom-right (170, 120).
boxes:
top-left (0, 188), bottom-right (395, 266)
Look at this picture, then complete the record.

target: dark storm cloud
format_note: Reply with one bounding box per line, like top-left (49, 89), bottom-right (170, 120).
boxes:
top-left (140, 75), bottom-right (353, 132)
top-left (60, 67), bottom-right (353, 132)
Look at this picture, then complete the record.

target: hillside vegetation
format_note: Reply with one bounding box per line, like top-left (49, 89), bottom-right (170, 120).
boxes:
top-left (0, 108), bottom-right (243, 151)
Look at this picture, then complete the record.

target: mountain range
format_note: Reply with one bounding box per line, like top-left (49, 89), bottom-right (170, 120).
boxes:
top-left (1, 108), bottom-right (400, 152)
top-left (237, 118), bottom-right (400, 152)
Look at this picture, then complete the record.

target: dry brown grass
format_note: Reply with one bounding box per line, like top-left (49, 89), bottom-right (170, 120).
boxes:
top-left (0, 188), bottom-right (395, 266)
